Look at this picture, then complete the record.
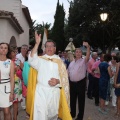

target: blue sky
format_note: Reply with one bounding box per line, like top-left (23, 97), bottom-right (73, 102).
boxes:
top-left (22, 0), bottom-right (70, 25)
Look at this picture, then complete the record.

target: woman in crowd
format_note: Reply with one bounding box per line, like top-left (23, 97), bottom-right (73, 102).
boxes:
top-left (0, 43), bottom-right (14, 120)
top-left (22, 50), bottom-right (30, 87)
top-left (22, 50), bottom-right (31, 119)
top-left (109, 56), bottom-right (118, 107)
top-left (114, 61), bottom-right (120, 117)
top-left (9, 48), bottom-right (22, 120)
top-left (98, 54), bottom-right (113, 114)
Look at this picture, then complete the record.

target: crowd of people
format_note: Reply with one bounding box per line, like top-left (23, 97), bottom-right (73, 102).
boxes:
top-left (86, 52), bottom-right (120, 117)
top-left (0, 31), bottom-right (120, 120)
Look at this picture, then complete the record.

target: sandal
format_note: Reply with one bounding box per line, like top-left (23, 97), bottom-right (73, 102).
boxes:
top-left (104, 108), bottom-right (110, 112)
top-left (98, 108), bottom-right (107, 115)
top-left (26, 115), bottom-right (30, 119)
top-left (114, 112), bottom-right (120, 117)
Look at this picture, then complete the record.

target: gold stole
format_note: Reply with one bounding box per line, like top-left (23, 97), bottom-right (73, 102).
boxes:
top-left (26, 56), bottom-right (72, 120)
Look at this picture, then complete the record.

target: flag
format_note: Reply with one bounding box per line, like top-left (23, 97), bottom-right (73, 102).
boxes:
top-left (41, 28), bottom-right (47, 51)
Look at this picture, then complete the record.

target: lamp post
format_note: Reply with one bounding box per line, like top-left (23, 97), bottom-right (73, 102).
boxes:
top-left (100, 12), bottom-right (108, 53)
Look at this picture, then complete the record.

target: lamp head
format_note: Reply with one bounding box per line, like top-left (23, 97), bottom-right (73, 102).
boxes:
top-left (100, 13), bottom-right (108, 21)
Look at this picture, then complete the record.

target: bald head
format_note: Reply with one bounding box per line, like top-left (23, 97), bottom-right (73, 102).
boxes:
top-left (111, 52), bottom-right (116, 57)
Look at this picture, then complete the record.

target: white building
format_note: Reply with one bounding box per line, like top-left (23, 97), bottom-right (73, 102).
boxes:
top-left (0, 0), bottom-right (32, 47)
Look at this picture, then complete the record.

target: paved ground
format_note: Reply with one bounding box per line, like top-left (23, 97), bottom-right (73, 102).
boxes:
top-left (83, 96), bottom-right (119, 120)
top-left (0, 95), bottom-right (119, 120)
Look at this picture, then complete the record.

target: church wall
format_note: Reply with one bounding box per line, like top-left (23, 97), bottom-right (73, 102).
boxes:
top-left (0, 19), bottom-right (19, 46)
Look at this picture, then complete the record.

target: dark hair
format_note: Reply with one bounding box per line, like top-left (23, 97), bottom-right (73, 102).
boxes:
top-left (112, 56), bottom-right (118, 62)
top-left (100, 53), bottom-right (105, 58)
top-left (25, 49), bottom-right (31, 61)
top-left (104, 54), bottom-right (112, 62)
top-left (45, 39), bottom-right (56, 47)
top-left (17, 47), bottom-right (21, 53)
top-left (9, 49), bottom-right (15, 59)
top-left (25, 56), bottom-right (28, 61)
top-left (0, 42), bottom-right (10, 59)
top-left (38, 48), bottom-right (43, 55)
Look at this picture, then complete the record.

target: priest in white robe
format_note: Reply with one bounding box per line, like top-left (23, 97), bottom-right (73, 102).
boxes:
top-left (28, 31), bottom-right (71, 120)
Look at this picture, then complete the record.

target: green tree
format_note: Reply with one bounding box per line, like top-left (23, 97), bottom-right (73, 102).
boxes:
top-left (29, 21), bottom-right (51, 47)
top-left (29, 20), bottom-right (36, 45)
top-left (51, 0), bottom-right (65, 52)
top-left (67, 0), bottom-right (120, 52)
top-left (67, 0), bottom-right (89, 47)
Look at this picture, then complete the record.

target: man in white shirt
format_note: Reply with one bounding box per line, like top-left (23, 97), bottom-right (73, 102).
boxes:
top-left (16, 45), bottom-right (28, 63)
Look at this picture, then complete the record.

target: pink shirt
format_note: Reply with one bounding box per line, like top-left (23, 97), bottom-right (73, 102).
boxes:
top-left (91, 61), bottom-right (101, 78)
top-left (87, 58), bottom-right (96, 74)
top-left (68, 58), bottom-right (87, 82)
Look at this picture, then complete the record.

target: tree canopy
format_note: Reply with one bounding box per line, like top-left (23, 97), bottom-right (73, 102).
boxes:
top-left (29, 20), bottom-right (51, 48)
top-left (51, 0), bottom-right (65, 52)
top-left (66, 0), bottom-right (120, 52)
top-left (29, 0), bottom-right (120, 53)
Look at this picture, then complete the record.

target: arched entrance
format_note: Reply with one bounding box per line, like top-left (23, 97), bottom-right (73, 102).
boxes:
top-left (9, 36), bottom-right (17, 48)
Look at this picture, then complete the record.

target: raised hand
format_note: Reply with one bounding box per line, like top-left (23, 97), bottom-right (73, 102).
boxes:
top-left (83, 41), bottom-right (90, 63)
top-left (83, 41), bottom-right (89, 48)
top-left (35, 31), bottom-right (41, 45)
top-left (30, 31), bottom-right (42, 57)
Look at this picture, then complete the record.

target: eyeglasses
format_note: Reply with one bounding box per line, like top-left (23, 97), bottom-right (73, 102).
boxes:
top-left (45, 45), bottom-right (55, 48)
top-left (22, 47), bottom-right (28, 50)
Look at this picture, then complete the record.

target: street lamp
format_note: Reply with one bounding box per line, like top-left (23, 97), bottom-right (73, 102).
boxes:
top-left (100, 12), bottom-right (108, 53)
top-left (100, 13), bottom-right (108, 21)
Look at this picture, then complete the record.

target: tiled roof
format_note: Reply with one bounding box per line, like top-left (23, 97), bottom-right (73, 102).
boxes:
top-left (0, 10), bottom-right (24, 34)
top-left (22, 5), bottom-right (32, 27)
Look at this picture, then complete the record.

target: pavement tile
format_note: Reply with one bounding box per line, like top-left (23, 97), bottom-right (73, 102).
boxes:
top-left (0, 95), bottom-right (119, 120)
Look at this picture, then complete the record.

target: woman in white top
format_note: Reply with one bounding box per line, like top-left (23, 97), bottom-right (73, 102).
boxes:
top-left (110, 56), bottom-right (118, 107)
top-left (0, 43), bottom-right (14, 120)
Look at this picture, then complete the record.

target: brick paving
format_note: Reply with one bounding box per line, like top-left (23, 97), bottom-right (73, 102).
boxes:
top-left (0, 95), bottom-right (120, 120)
top-left (83, 95), bottom-right (119, 120)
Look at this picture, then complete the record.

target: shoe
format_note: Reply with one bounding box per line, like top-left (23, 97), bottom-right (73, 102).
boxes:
top-left (114, 112), bottom-right (120, 117)
top-left (22, 106), bottom-right (26, 110)
top-left (104, 108), bottom-right (109, 112)
top-left (98, 108), bottom-right (107, 115)
top-left (72, 117), bottom-right (76, 120)
top-left (88, 96), bottom-right (93, 100)
top-left (95, 103), bottom-right (99, 106)
top-left (105, 101), bottom-right (109, 105)
top-left (26, 115), bottom-right (30, 119)
top-left (57, 118), bottom-right (62, 120)
top-left (75, 118), bottom-right (80, 120)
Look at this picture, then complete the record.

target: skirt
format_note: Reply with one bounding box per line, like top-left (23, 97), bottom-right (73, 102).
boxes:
top-left (13, 74), bottom-right (22, 103)
top-left (0, 81), bottom-right (12, 108)
top-left (115, 87), bottom-right (120, 97)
